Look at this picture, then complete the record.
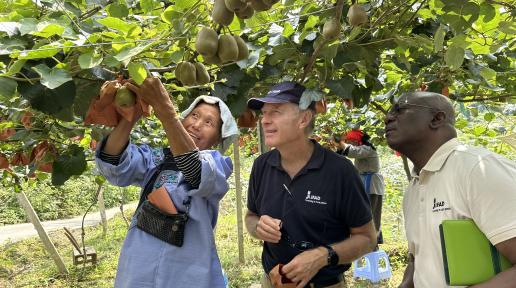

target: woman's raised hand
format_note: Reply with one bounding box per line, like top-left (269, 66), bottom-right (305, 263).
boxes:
top-left (125, 77), bottom-right (177, 119)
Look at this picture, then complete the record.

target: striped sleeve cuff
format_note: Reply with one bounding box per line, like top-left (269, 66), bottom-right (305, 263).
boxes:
top-left (99, 151), bottom-right (122, 165)
top-left (174, 150), bottom-right (201, 188)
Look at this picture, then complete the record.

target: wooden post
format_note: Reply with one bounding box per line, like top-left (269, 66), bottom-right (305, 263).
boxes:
top-left (97, 184), bottom-right (107, 237)
top-left (401, 155), bottom-right (412, 182)
top-left (16, 191), bottom-right (68, 274)
top-left (233, 137), bottom-right (245, 264)
top-left (257, 121), bottom-right (269, 154)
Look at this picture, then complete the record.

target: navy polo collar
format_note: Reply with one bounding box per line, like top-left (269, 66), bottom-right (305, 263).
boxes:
top-left (267, 139), bottom-right (325, 171)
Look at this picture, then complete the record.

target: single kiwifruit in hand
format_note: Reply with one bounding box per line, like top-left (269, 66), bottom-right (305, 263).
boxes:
top-left (213, 0), bottom-right (235, 26)
top-left (322, 18), bottom-right (340, 40)
top-left (235, 3), bottom-right (254, 19)
top-left (194, 62), bottom-right (210, 85)
top-left (249, 0), bottom-right (271, 12)
top-left (347, 4), bottom-right (368, 26)
top-left (225, 0), bottom-right (247, 12)
top-left (195, 27), bottom-right (219, 57)
top-left (233, 35), bottom-right (249, 61)
top-left (115, 86), bottom-right (136, 107)
top-left (217, 35), bottom-right (239, 63)
top-left (179, 62), bottom-right (197, 86)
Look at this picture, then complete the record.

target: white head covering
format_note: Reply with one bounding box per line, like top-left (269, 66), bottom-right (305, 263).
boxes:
top-left (180, 95), bottom-right (238, 153)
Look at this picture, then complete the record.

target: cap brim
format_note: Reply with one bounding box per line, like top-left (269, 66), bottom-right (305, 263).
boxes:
top-left (247, 97), bottom-right (291, 110)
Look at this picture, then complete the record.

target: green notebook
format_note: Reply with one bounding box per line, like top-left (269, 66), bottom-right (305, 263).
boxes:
top-left (439, 219), bottom-right (512, 285)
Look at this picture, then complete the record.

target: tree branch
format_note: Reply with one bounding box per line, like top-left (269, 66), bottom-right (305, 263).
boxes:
top-left (370, 101), bottom-right (388, 115)
top-left (454, 94), bottom-right (515, 103)
top-left (298, 0), bottom-right (344, 83)
top-left (79, 0), bottom-right (115, 21)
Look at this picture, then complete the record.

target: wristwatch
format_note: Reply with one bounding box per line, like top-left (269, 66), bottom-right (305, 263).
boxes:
top-left (323, 244), bottom-right (339, 266)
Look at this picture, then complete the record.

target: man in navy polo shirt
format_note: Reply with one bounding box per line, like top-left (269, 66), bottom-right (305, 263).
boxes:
top-left (245, 81), bottom-right (377, 288)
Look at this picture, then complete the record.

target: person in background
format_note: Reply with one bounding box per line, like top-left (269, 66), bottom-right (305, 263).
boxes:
top-left (336, 129), bottom-right (385, 247)
top-left (245, 81), bottom-right (376, 288)
top-left (96, 77), bottom-right (238, 288)
top-left (385, 91), bottom-right (516, 287)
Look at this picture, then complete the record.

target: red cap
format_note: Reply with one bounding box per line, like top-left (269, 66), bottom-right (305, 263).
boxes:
top-left (344, 130), bottom-right (364, 145)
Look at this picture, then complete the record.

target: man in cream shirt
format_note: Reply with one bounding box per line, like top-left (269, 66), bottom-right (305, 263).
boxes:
top-left (384, 91), bottom-right (516, 287)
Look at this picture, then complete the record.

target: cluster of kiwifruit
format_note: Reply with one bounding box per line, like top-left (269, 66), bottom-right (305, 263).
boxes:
top-left (212, 0), bottom-right (280, 25)
top-left (195, 27), bottom-right (249, 65)
top-left (175, 61), bottom-right (211, 86)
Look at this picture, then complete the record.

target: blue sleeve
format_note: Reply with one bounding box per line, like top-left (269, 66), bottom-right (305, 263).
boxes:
top-left (95, 138), bottom-right (160, 187)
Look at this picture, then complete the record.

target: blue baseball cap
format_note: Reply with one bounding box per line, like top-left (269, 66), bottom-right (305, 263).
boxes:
top-left (247, 81), bottom-right (306, 110)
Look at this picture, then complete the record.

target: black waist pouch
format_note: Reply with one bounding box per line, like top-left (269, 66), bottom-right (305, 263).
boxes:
top-left (136, 200), bottom-right (189, 247)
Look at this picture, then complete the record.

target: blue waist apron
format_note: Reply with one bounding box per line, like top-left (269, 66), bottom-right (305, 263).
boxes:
top-left (360, 172), bottom-right (375, 194)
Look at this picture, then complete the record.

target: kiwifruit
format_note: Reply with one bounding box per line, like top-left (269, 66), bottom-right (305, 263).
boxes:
top-left (115, 86), bottom-right (136, 107)
top-left (204, 54), bottom-right (222, 65)
top-left (212, 0), bottom-right (235, 26)
top-left (347, 4), bottom-right (368, 26)
top-left (235, 3), bottom-right (254, 19)
top-left (249, 0), bottom-right (271, 12)
top-left (175, 61), bottom-right (185, 82)
top-left (194, 62), bottom-right (210, 85)
top-left (195, 27), bottom-right (219, 57)
top-left (322, 18), bottom-right (340, 40)
top-left (225, 0), bottom-right (247, 12)
top-left (233, 35), bottom-right (249, 61)
top-left (179, 62), bottom-right (197, 86)
top-left (217, 35), bottom-right (239, 63)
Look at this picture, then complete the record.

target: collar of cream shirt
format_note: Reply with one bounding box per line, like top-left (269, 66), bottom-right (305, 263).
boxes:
top-left (410, 138), bottom-right (462, 178)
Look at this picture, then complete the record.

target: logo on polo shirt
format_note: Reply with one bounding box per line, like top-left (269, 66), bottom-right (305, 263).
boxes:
top-left (432, 198), bottom-right (451, 212)
top-left (305, 191), bottom-right (327, 205)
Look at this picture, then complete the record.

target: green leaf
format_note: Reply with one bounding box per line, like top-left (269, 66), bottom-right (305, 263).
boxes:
top-left (18, 18), bottom-right (37, 35)
top-left (175, 0), bottom-right (197, 10)
top-left (73, 78), bottom-right (103, 118)
top-left (32, 64), bottom-right (73, 89)
top-left (107, 3), bottom-right (129, 18)
top-left (434, 25), bottom-right (446, 52)
top-left (18, 80), bottom-right (76, 115)
top-left (445, 46), bottom-right (465, 70)
top-left (78, 51), bottom-right (103, 69)
top-left (300, 89), bottom-right (324, 109)
top-left (0, 77), bottom-right (17, 100)
top-left (473, 125), bottom-right (486, 136)
top-left (326, 76), bottom-right (354, 99)
top-left (32, 23), bottom-right (65, 38)
top-left (96, 17), bottom-right (132, 33)
top-left (479, 2), bottom-right (496, 22)
top-left (6, 59), bottom-right (27, 76)
top-left (499, 21), bottom-right (516, 34)
top-left (479, 67), bottom-right (496, 81)
top-left (114, 44), bottom-right (152, 62)
top-left (15, 44), bottom-right (60, 60)
top-left (52, 145), bottom-right (87, 186)
top-left (282, 23), bottom-right (295, 38)
top-left (128, 62), bottom-right (147, 85)
top-left (0, 22), bottom-right (19, 37)
top-left (484, 112), bottom-right (495, 122)
top-left (448, 34), bottom-right (469, 49)
top-left (303, 15), bottom-right (319, 32)
top-left (140, 0), bottom-right (156, 13)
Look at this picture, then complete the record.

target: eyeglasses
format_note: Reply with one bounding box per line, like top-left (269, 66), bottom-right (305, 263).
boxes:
top-left (280, 184), bottom-right (315, 251)
top-left (281, 226), bottom-right (315, 251)
top-left (387, 99), bottom-right (437, 116)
